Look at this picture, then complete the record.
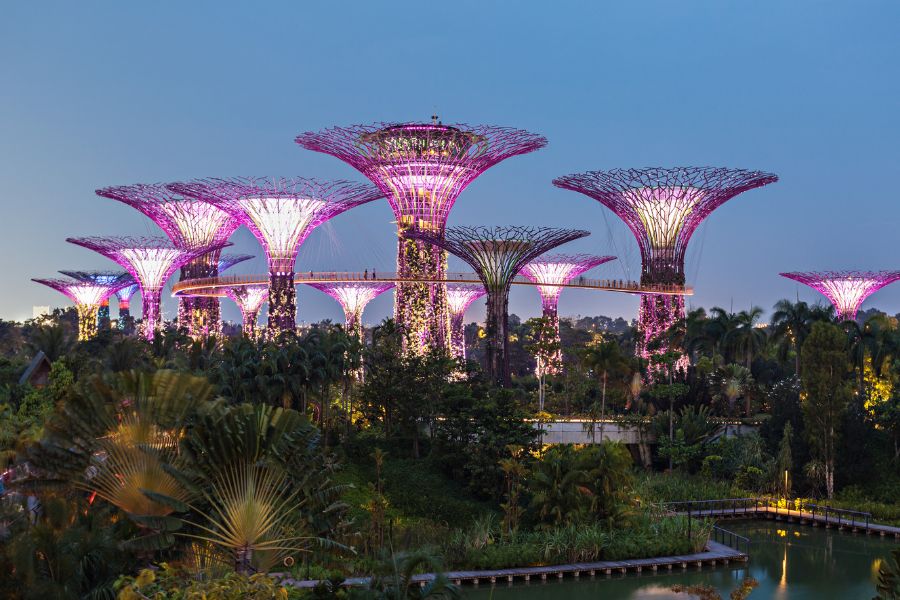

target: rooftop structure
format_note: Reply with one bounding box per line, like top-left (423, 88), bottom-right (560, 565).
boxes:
top-left (520, 254), bottom-right (616, 374)
top-left (553, 167), bottom-right (777, 373)
top-left (305, 281), bottom-right (395, 344)
top-left (780, 271), bottom-right (900, 321)
top-left (295, 120), bottom-right (547, 355)
top-left (32, 277), bottom-right (122, 340)
top-left (115, 283), bottom-right (140, 333)
top-left (66, 236), bottom-right (229, 340)
top-left (171, 177), bottom-right (381, 337)
top-left (445, 283), bottom-right (486, 361)
top-left (223, 284), bottom-right (268, 337)
top-left (59, 270), bottom-right (134, 331)
top-left (407, 225), bottom-right (588, 386)
top-left (97, 184), bottom-right (240, 338)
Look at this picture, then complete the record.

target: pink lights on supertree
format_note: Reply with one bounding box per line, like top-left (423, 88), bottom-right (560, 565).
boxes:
top-left (553, 167), bottom-right (777, 375)
top-left (305, 281), bottom-right (395, 343)
top-left (520, 254), bottom-right (616, 374)
top-left (66, 236), bottom-right (229, 340)
top-left (780, 271), bottom-right (900, 321)
top-left (295, 120), bottom-right (547, 355)
top-left (59, 270), bottom-right (134, 331)
top-left (445, 283), bottom-right (486, 361)
top-left (223, 284), bottom-right (268, 337)
top-left (115, 283), bottom-right (139, 332)
top-left (171, 178), bottom-right (382, 337)
top-left (32, 277), bottom-right (123, 340)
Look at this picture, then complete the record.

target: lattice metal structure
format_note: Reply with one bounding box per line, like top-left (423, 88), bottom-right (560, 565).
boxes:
top-left (553, 167), bottom-right (777, 371)
top-left (305, 281), bottom-right (395, 343)
top-left (114, 283), bottom-right (140, 333)
top-left (296, 120), bottom-right (547, 355)
top-left (407, 226), bottom-right (589, 385)
top-left (32, 277), bottom-right (122, 340)
top-left (520, 254), bottom-right (616, 375)
top-left (445, 283), bottom-right (486, 361)
top-left (170, 177), bottom-right (382, 337)
top-left (59, 270), bottom-right (134, 332)
top-left (66, 236), bottom-right (229, 340)
top-left (223, 284), bottom-right (268, 337)
top-left (780, 271), bottom-right (900, 321)
top-left (217, 253), bottom-right (254, 274)
top-left (97, 184), bottom-right (240, 338)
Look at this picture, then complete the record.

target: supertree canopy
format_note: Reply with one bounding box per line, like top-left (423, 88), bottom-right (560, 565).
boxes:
top-left (171, 177), bottom-right (382, 337)
top-left (407, 225), bottom-right (589, 386)
top-left (520, 254), bottom-right (616, 375)
top-left (59, 270), bottom-right (134, 331)
top-left (305, 281), bottom-right (395, 343)
top-left (115, 283), bottom-right (140, 333)
top-left (445, 283), bottom-right (486, 361)
top-left (32, 276), bottom-right (124, 340)
top-left (553, 167), bottom-right (778, 372)
top-left (96, 184), bottom-right (240, 338)
top-left (780, 271), bottom-right (900, 321)
top-left (66, 236), bottom-right (229, 340)
top-left (295, 120), bottom-right (547, 355)
top-left (217, 253), bottom-right (254, 274)
top-left (223, 284), bottom-right (268, 337)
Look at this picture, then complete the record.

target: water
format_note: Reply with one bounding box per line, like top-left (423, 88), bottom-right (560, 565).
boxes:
top-left (465, 520), bottom-right (898, 599)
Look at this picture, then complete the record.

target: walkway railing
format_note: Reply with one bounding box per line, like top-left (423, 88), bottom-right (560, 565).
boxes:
top-left (711, 525), bottom-right (751, 556)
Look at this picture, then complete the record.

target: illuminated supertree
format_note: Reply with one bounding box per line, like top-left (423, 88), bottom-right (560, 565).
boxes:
top-left (305, 281), bottom-right (395, 345)
top-left (780, 271), bottom-right (900, 321)
top-left (32, 277), bottom-right (124, 340)
top-left (296, 120), bottom-right (547, 354)
top-left (445, 283), bottom-right (486, 361)
top-left (59, 270), bottom-right (134, 332)
top-left (553, 167), bottom-right (777, 372)
top-left (223, 284), bottom-right (268, 337)
top-left (217, 253), bottom-right (254, 274)
top-left (171, 178), bottom-right (382, 337)
top-left (66, 236), bottom-right (229, 340)
top-left (407, 226), bottom-right (589, 386)
top-left (520, 254), bottom-right (616, 374)
top-left (96, 184), bottom-right (240, 337)
top-left (115, 283), bottom-right (139, 333)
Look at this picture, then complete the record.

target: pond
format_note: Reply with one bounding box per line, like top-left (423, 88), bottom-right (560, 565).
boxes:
top-left (465, 519), bottom-right (898, 599)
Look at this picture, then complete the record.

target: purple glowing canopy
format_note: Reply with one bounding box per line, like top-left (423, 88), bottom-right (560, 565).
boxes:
top-left (446, 283), bottom-right (487, 317)
top-left (304, 281), bottom-right (395, 335)
top-left (780, 270), bottom-right (900, 321)
top-left (58, 270), bottom-right (135, 291)
top-left (295, 121), bottom-right (547, 231)
top-left (553, 167), bottom-right (778, 283)
top-left (520, 254), bottom-right (616, 311)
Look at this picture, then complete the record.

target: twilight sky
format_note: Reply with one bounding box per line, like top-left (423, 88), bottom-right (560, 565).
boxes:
top-left (2, 1), bottom-right (900, 327)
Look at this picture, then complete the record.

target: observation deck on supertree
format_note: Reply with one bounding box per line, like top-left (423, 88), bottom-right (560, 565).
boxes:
top-left (59, 270), bottom-right (134, 332)
top-left (305, 281), bottom-right (395, 344)
top-left (223, 284), bottom-right (268, 337)
top-left (96, 184), bottom-right (240, 338)
top-left (407, 225), bottom-right (588, 386)
top-left (115, 283), bottom-right (140, 333)
top-left (66, 236), bottom-right (229, 340)
top-left (780, 271), bottom-right (900, 321)
top-left (170, 177), bottom-right (382, 338)
top-left (445, 283), bottom-right (486, 361)
top-left (295, 119), bottom-right (547, 355)
top-left (553, 167), bottom-right (778, 373)
top-left (32, 276), bottom-right (126, 340)
top-left (520, 254), bottom-right (616, 375)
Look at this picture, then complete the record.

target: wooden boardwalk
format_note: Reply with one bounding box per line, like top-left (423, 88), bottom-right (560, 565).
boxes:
top-left (282, 540), bottom-right (746, 589)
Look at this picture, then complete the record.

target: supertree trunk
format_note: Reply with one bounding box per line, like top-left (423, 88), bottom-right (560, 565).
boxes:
top-left (540, 305), bottom-right (563, 376)
top-left (119, 304), bottom-right (134, 333)
top-left (76, 304), bottom-right (100, 341)
top-left (141, 290), bottom-right (163, 340)
top-left (179, 258), bottom-right (221, 337)
top-left (98, 300), bottom-right (111, 331)
top-left (268, 272), bottom-right (296, 336)
top-left (396, 236), bottom-right (450, 354)
top-left (638, 293), bottom-right (689, 377)
top-left (485, 288), bottom-right (510, 386)
top-left (450, 312), bottom-right (467, 361)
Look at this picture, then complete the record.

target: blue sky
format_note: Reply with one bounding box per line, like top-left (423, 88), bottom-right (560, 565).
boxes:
top-left (2, 1), bottom-right (899, 326)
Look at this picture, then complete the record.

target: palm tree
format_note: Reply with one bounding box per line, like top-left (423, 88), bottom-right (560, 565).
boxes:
top-left (724, 307), bottom-right (767, 370)
top-left (710, 363), bottom-right (754, 422)
top-left (26, 324), bottom-right (71, 362)
top-left (770, 299), bottom-right (813, 376)
top-left (580, 341), bottom-right (628, 440)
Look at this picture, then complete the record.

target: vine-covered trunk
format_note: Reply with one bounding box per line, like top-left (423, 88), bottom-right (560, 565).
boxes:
top-left (485, 287), bottom-right (510, 386)
top-left (395, 236), bottom-right (451, 355)
top-left (268, 271), bottom-right (296, 336)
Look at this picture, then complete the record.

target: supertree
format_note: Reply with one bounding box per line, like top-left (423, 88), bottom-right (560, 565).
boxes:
top-left (305, 281), bottom-right (395, 344)
top-left (519, 254), bottom-right (616, 375)
top-left (217, 253), bottom-right (254, 274)
top-left (66, 236), bottom-right (229, 340)
top-left (96, 184), bottom-right (240, 338)
top-left (223, 284), bottom-right (268, 337)
top-left (445, 283), bottom-right (486, 361)
top-left (553, 167), bottom-right (778, 373)
top-left (295, 119), bottom-right (547, 354)
top-left (115, 283), bottom-right (140, 333)
top-left (59, 270), bottom-right (134, 332)
top-left (170, 177), bottom-right (382, 337)
top-left (32, 277), bottom-right (125, 340)
top-left (407, 226), bottom-right (589, 386)
top-left (780, 271), bottom-right (900, 321)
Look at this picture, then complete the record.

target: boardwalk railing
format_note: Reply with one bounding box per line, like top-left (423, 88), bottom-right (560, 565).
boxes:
top-left (711, 525), bottom-right (751, 555)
